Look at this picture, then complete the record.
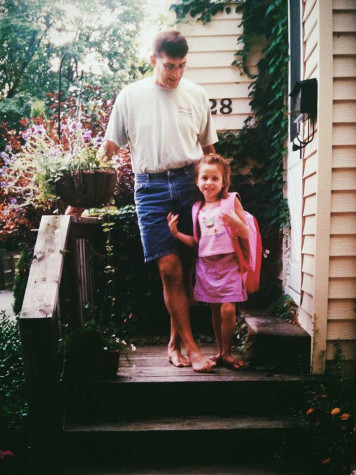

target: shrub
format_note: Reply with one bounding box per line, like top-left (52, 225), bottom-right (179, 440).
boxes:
top-left (0, 312), bottom-right (31, 473)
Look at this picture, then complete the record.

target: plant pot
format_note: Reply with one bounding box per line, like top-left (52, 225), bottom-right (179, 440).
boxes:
top-left (55, 167), bottom-right (117, 208)
top-left (99, 350), bottom-right (120, 378)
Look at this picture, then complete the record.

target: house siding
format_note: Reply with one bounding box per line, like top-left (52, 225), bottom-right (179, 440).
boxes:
top-left (299, 0), bottom-right (356, 374)
top-left (328, 0), bottom-right (356, 373)
top-left (171, 5), bottom-right (263, 132)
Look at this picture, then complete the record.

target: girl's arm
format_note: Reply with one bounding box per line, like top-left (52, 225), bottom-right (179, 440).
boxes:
top-left (167, 212), bottom-right (196, 248)
top-left (221, 197), bottom-right (250, 240)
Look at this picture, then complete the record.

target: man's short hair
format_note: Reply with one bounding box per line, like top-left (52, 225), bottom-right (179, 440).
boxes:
top-left (153, 30), bottom-right (188, 58)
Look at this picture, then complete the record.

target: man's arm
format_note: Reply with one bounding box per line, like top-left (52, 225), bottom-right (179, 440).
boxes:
top-left (202, 144), bottom-right (215, 154)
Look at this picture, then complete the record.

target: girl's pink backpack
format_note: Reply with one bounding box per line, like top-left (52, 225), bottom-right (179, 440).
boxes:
top-left (220, 193), bottom-right (262, 294)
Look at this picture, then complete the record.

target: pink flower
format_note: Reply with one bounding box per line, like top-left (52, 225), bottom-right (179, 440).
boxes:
top-left (0, 449), bottom-right (14, 459)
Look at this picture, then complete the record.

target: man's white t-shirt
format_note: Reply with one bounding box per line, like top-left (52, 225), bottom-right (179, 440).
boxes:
top-left (104, 76), bottom-right (218, 174)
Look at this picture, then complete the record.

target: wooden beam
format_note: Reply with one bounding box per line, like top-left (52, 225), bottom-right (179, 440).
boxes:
top-left (20, 215), bottom-right (72, 319)
top-left (311, 0), bottom-right (333, 374)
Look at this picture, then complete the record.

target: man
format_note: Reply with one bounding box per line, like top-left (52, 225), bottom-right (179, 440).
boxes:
top-left (104, 30), bottom-right (218, 372)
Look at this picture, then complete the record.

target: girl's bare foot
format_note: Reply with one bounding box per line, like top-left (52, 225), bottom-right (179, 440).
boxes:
top-left (168, 348), bottom-right (191, 367)
top-left (221, 355), bottom-right (247, 370)
top-left (209, 353), bottom-right (223, 366)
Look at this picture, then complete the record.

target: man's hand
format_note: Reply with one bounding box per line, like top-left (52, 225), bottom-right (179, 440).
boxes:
top-left (65, 206), bottom-right (85, 218)
top-left (221, 210), bottom-right (238, 228)
top-left (167, 212), bottom-right (179, 236)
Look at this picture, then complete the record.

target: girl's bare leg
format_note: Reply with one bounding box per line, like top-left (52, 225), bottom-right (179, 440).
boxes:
top-left (211, 303), bottom-right (223, 361)
top-left (220, 302), bottom-right (242, 365)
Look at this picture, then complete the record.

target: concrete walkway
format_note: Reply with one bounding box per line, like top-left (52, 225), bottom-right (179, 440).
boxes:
top-left (0, 290), bottom-right (15, 317)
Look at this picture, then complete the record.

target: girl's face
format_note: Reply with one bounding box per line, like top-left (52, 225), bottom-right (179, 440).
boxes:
top-left (196, 163), bottom-right (224, 202)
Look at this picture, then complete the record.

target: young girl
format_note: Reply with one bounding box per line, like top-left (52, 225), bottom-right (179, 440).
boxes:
top-left (167, 153), bottom-right (249, 370)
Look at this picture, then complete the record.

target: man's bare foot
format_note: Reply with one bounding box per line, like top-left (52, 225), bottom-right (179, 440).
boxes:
top-left (168, 349), bottom-right (191, 367)
top-left (188, 351), bottom-right (216, 373)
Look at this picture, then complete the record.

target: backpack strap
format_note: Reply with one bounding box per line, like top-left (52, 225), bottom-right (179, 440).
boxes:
top-left (221, 192), bottom-right (251, 274)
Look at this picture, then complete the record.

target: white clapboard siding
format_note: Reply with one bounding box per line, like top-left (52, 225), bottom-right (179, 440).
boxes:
top-left (329, 277), bottom-right (356, 298)
top-left (332, 146), bottom-right (356, 167)
top-left (303, 151), bottom-right (317, 177)
top-left (303, 173), bottom-right (317, 197)
top-left (330, 256), bottom-right (356, 277)
top-left (305, 23), bottom-right (318, 61)
top-left (188, 35), bottom-right (240, 53)
top-left (302, 253), bottom-right (315, 275)
top-left (304, 3), bottom-right (318, 40)
top-left (331, 190), bottom-right (356, 212)
top-left (333, 11), bottom-right (356, 31)
top-left (333, 78), bottom-right (356, 100)
top-left (330, 213), bottom-right (356, 233)
top-left (333, 100), bottom-right (356, 123)
top-left (179, 19), bottom-right (243, 37)
top-left (334, 56), bottom-right (356, 77)
top-left (302, 272), bottom-right (314, 294)
top-left (329, 0), bottom-right (356, 372)
top-left (328, 299), bottom-right (356, 320)
top-left (303, 194), bottom-right (317, 216)
top-left (304, 0), bottom-right (318, 22)
top-left (333, 32), bottom-right (356, 54)
top-left (327, 319), bottom-right (356, 338)
top-left (298, 306), bottom-right (314, 336)
top-left (333, 123), bottom-right (356, 145)
top-left (304, 45), bottom-right (319, 78)
top-left (330, 235), bottom-right (356, 255)
top-left (333, 0), bottom-right (356, 9)
top-left (332, 168), bottom-right (356, 190)
top-left (201, 82), bottom-right (252, 98)
top-left (184, 67), bottom-right (255, 84)
top-left (302, 235), bottom-right (316, 254)
top-left (301, 291), bottom-right (314, 315)
top-left (303, 215), bottom-right (316, 235)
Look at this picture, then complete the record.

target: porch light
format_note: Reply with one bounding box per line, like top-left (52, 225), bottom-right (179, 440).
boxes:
top-left (290, 78), bottom-right (317, 156)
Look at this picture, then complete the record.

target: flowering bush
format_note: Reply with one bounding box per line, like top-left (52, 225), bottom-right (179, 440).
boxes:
top-left (1, 116), bottom-right (114, 209)
top-left (298, 345), bottom-right (356, 474)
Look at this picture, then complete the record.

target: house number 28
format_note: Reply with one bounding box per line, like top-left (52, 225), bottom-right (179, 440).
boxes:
top-left (209, 98), bottom-right (232, 115)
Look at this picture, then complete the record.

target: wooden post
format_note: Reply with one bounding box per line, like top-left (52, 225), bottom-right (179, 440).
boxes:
top-left (20, 215), bottom-right (72, 473)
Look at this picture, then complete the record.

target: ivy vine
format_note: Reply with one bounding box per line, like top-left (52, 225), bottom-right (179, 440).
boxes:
top-left (171, 0), bottom-right (289, 232)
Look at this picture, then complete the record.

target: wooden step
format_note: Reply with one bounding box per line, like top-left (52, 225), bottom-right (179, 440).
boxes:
top-left (66, 462), bottom-right (318, 475)
top-left (64, 414), bottom-right (307, 469)
top-left (245, 315), bottom-right (311, 374)
top-left (64, 345), bottom-right (305, 422)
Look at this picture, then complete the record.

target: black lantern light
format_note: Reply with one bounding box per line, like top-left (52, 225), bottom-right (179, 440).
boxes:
top-left (290, 78), bottom-right (318, 157)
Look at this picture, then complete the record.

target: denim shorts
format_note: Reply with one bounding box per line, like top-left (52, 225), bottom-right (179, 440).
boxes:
top-left (134, 164), bottom-right (195, 262)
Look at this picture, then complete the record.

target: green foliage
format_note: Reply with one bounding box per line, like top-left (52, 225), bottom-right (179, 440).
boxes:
top-left (170, 0), bottom-right (233, 24)
top-left (0, 312), bottom-right (31, 469)
top-left (297, 344), bottom-right (356, 474)
top-left (0, 0), bottom-right (146, 131)
top-left (13, 249), bottom-right (33, 315)
top-left (268, 294), bottom-right (298, 324)
top-left (109, 206), bottom-right (167, 334)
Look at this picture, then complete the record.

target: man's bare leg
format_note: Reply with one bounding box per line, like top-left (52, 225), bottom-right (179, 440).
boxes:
top-left (157, 254), bottom-right (215, 372)
top-left (168, 317), bottom-right (190, 367)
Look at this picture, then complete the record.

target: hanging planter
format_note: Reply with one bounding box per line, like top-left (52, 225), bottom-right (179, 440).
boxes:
top-left (55, 167), bottom-right (117, 208)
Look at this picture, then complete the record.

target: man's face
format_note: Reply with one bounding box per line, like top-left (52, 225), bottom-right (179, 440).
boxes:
top-left (151, 53), bottom-right (187, 89)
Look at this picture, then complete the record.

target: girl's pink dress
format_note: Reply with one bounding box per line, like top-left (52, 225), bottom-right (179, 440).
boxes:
top-left (193, 201), bottom-right (247, 304)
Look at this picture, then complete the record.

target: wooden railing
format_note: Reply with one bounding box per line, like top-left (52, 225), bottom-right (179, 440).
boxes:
top-left (19, 215), bottom-right (104, 473)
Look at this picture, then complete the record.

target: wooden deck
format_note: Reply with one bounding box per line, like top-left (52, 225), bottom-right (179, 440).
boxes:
top-left (117, 343), bottom-right (302, 382)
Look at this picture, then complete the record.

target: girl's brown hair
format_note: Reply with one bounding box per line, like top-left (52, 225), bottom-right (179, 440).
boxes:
top-left (195, 153), bottom-right (232, 201)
